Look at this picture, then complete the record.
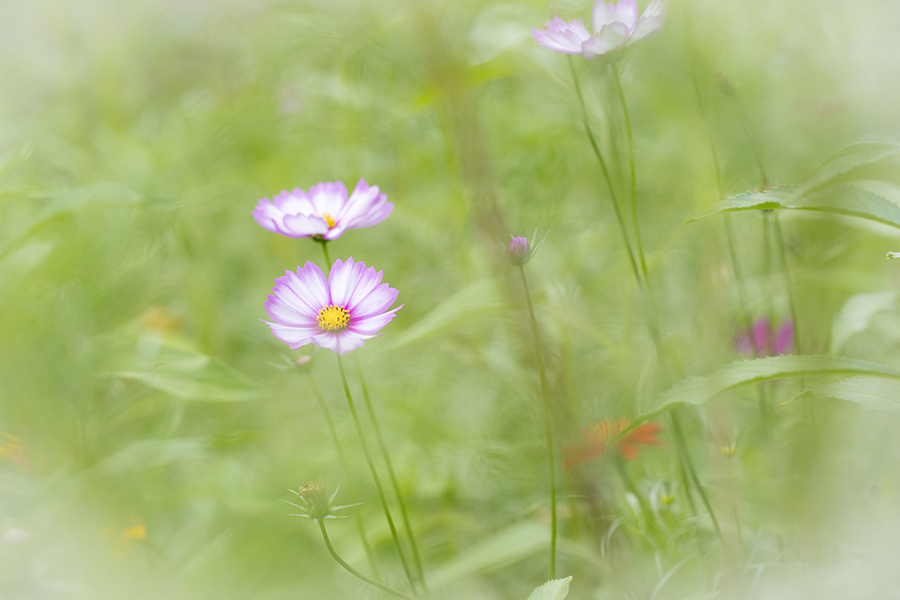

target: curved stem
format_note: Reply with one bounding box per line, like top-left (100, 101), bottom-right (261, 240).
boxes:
top-left (319, 520), bottom-right (418, 600)
top-left (306, 373), bottom-right (381, 579)
top-left (569, 56), bottom-right (642, 285)
top-left (518, 265), bottom-right (557, 578)
top-left (336, 355), bottom-right (418, 593)
top-left (356, 363), bottom-right (428, 590)
top-left (610, 62), bottom-right (647, 281)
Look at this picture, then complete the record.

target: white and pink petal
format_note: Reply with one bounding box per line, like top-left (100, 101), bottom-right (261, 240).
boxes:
top-left (592, 0), bottom-right (638, 33)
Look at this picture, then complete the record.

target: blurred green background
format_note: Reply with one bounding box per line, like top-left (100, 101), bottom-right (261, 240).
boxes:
top-left (3, 0), bottom-right (900, 598)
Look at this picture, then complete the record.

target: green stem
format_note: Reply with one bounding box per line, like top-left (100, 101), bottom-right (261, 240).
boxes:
top-left (336, 355), bottom-right (418, 593)
top-left (610, 62), bottom-right (647, 281)
top-left (306, 373), bottom-right (381, 579)
top-left (733, 95), bottom-right (769, 186)
top-left (356, 363), bottom-right (428, 590)
top-left (319, 239), bottom-right (332, 267)
top-left (318, 520), bottom-right (418, 600)
top-left (518, 265), bottom-right (557, 579)
top-left (772, 214), bottom-right (801, 354)
top-left (568, 56), bottom-right (642, 286)
top-left (670, 410), bottom-right (724, 543)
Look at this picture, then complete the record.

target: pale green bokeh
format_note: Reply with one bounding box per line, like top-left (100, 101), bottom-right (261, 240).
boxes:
top-left (2, 0), bottom-right (900, 598)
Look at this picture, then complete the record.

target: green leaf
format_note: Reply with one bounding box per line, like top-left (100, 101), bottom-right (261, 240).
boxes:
top-left (802, 129), bottom-right (900, 192)
top-left (427, 522), bottom-right (549, 588)
top-left (0, 182), bottom-right (142, 262)
top-left (384, 279), bottom-right (508, 350)
top-left (527, 576), bottom-right (573, 600)
top-left (106, 343), bottom-right (264, 401)
top-left (635, 355), bottom-right (900, 425)
top-left (831, 291), bottom-right (899, 353)
top-left (688, 185), bottom-right (900, 231)
top-left (803, 377), bottom-right (900, 417)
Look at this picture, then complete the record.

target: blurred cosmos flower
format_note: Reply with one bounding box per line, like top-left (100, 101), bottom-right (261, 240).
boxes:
top-left (253, 179), bottom-right (393, 241)
top-left (563, 418), bottom-right (663, 469)
top-left (263, 258), bottom-right (402, 355)
top-left (734, 317), bottom-right (794, 357)
top-left (531, 0), bottom-right (666, 59)
top-left (283, 480), bottom-right (361, 525)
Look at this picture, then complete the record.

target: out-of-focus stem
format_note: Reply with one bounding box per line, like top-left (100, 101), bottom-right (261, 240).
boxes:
top-left (307, 373), bottom-right (381, 579)
top-left (733, 96), bottom-right (769, 187)
top-left (772, 214), bottom-right (801, 354)
top-left (318, 239), bottom-right (331, 267)
top-left (336, 355), bottom-right (418, 593)
top-left (568, 56), bottom-right (641, 285)
top-left (671, 411), bottom-right (724, 543)
top-left (356, 364), bottom-right (428, 591)
top-left (610, 62), bottom-right (647, 281)
top-left (318, 521), bottom-right (418, 600)
top-left (518, 264), bottom-right (558, 579)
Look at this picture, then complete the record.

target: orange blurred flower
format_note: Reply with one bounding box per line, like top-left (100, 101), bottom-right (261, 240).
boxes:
top-left (0, 432), bottom-right (27, 468)
top-left (563, 418), bottom-right (663, 469)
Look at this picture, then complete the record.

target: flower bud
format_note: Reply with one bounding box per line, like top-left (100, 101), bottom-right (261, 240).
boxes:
top-left (507, 236), bottom-right (532, 266)
top-left (283, 480), bottom-right (361, 525)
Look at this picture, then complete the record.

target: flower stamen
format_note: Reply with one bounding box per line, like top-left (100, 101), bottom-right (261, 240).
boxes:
top-left (317, 305), bottom-right (350, 332)
top-left (318, 213), bottom-right (337, 229)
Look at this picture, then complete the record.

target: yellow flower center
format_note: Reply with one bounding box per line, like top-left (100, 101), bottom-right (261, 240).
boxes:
top-left (318, 213), bottom-right (336, 229)
top-left (317, 305), bottom-right (350, 332)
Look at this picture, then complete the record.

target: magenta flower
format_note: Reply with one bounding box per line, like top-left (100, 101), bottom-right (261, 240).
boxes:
top-left (263, 258), bottom-right (402, 355)
top-left (252, 179), bottom-right (393, 241)
top-left (735, 317), bottom-right (794, 357)
top-left (531, 0), bottom-right (666, 59)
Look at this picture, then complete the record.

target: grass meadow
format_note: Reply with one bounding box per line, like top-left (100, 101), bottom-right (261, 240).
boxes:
top-left (3, 0), bottom-right (900, 598)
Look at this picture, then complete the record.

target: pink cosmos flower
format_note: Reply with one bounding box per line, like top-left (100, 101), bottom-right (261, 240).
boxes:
top-left (252, 179), bottom-right (393, 241)
top-left (531, 0), bottom-right (666, 59)
top-left (734, 317), bottom-right (794, 357)
top-left (263, 258), bottom-right (402, 355)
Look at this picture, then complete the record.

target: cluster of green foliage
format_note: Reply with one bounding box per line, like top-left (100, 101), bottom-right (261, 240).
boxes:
top-left (3, 0), bottom-right (900, 598)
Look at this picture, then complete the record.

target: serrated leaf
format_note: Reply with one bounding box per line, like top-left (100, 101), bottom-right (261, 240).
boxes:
top-left (803, 129), bottom-right (900, 190)
top-left (106, 344), bottom-right (264, 401)
top-left (803, 377), bottom-right (900, 417)
top-left (618, 356), bottom-right (900, 436)
top-left (689, 185), bottom-right (900, 231)
top-left (527, 576), bottom-right (572, 600)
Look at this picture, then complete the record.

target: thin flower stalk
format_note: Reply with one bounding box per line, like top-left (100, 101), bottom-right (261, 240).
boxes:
top-left (772, 214), bottom-right (801, 354)
top-left (357, 364), bottom-right (427, 591)
top-left (318, 520), bottom-right (418, 600)
top-left (336, 355), bottom-right (419, 593)
top-left (319, 239), bottom-right (331, 267)
top-left (517, 263), bottom-right (558, 579)
top-left (670, 411), bottom-right (724, 542)
top-left (729, 89), bottom-right (802, 355)
top-left (568, 56), bottom-right (642, 285)
top-left (609, 62), bottom-right (647, 280)
top-left (307, 373), bottom-right (381, 579)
